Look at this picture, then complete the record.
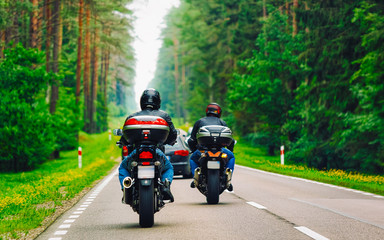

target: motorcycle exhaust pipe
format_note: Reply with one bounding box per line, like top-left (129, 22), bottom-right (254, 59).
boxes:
top-left (225, 168), bottom-right (232, 188)
top-left (123, 177), bottom-right (134, 189)
top-left (123, 177), bottom-right (134, 205)
top-left (193, 167), bottom-right (201, 187)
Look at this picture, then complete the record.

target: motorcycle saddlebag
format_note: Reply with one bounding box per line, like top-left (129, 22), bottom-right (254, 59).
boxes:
top-left (196, 125), bottom-right (233, 147)
top-left (123, 115), bottom-right (170, 144)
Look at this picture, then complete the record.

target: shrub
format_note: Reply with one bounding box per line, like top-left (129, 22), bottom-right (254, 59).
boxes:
top-left (0, 44), bottom-right (56, 172)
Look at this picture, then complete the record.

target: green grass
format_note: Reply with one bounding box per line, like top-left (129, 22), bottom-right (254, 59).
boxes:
top-left (0, 131), bottom-right (120, 240)
top-left (235, 141), bottom-right (384, 196)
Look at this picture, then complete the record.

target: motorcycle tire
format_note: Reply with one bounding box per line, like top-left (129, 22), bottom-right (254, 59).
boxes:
top-left (206, 169), bottom-right (220, 204)
top-left (139, 180), bottom-right (154, 228)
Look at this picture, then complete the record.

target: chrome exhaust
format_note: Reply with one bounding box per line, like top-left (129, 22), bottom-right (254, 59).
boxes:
top-left (193, 167), bottom-right (201, 187)
top-left (123, 177), bottom-right (134, 205)
top-left (123, 177), bottom-right (134, 189)
top-left (225, 168), bottom-right (232, 188)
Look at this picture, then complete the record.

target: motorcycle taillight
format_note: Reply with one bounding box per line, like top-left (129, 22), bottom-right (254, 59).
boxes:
top-left (174, 150), bottom-right (189, 156)
top-left (123, 146), bottom-right (129, 157)
top-left (139, 151), bottom-right (153, 159)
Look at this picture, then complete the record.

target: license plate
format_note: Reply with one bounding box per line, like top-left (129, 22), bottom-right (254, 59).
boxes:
top-left (207, 161), bottom-right (220, 169)
top-left (138, 165), bottom-right (155, 179)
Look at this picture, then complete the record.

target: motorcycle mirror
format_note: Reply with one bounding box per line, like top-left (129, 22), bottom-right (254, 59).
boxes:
top-left (113, 129), bottom-right (123, 136)
top-left (184, 136), bottom-right (190, 147)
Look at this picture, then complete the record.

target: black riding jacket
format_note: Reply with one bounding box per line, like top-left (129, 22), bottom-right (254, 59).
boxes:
top-left (121, 108), bottom-right (177, 146)
top-left (188, 115), bottom-right (234, 152)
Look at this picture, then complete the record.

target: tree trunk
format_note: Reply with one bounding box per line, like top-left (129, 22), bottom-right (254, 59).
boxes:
top-left (83, 2), bottom-right (91, 132)
top-left (172, 32), bottom-right (180, 118)
top-left (103, 48), bottom-right (110, 131)
top-left (1, 31), bottom-right (5, 58)
top-left (90, 17), bottom-right (99, 133)
top-left (293, 0), bottom-right (299, 37)
top-left (49, 0), bottom-right (62, 114)
top-left (30, 0), bottom-right (39, 48)
top-left (263, 0), bottom-right (267, 18)
top-left (45, 0), bottom-right (52, 102)
top-left (181, 54), bottom-right (187, 121)
top-left (36, 2), bottom-right (43, 50)
top-left (75, 0), bottom-right (83, 105)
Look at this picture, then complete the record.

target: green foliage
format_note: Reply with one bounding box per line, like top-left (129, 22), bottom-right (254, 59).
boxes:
top-left (53, 88), bottom-right (81, 151)
top-left (0, 131), bottom-right (120, 239)
top-left (0, 45), bottom-right (55, 172)
top-left (153, 0), bottom-right (384, 174)
top-left (228, 8), bottom-right (306, 154)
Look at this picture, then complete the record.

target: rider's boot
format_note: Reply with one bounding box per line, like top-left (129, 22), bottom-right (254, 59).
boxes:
top-left (162, 179), bottom-right (174, 202)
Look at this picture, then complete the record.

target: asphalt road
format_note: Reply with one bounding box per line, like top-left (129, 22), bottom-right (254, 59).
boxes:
top-left (37, 165), bottom-right (384, 240)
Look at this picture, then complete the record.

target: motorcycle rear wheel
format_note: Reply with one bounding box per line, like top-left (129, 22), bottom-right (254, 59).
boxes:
top-left (206, 169), bottom-right (220, 204)
top-left (139, 181), bottom-right (154, 227)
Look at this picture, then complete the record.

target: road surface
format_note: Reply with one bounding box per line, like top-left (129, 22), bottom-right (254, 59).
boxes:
top-left (37, 165), bottom-right (384, 240)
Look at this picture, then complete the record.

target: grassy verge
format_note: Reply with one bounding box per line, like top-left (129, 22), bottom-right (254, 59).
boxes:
top-left (0, 131), bottom-right (120, 240)
top-left (235, 141), bottom-right (384, 196)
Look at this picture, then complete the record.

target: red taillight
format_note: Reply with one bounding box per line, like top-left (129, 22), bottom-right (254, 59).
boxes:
top-left (142, 162), bottom-right (150, 166)
top-left (139, 151), bottom-right (153, 159)
top-left (123, 146), bottom-right (129, 157)
top-left (174, 150), bottom-right (189, 157)
top-left (124, 118), bottom-right (169, 126)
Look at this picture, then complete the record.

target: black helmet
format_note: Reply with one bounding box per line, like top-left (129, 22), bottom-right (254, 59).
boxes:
top-left (206, 103), bottom-right (222, 118)
top-left (140, 88), bottom-right (161, 110)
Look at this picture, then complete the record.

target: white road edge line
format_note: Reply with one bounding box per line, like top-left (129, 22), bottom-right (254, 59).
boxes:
top-left (247, 201), bottom-right (267, 209)
top-left (294, 226), bottom-right (329, 240)
top-left (236, 165), bottom-right (383, 199)
top-left (47, 168), bottom-right (118, 239)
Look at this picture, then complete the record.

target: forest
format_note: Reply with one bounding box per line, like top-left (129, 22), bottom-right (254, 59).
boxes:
top-left (1, 0), bottom-right (383, 175)
top-left (0, 0), bottom-right (136, 172)
top-left (150, 0), bottom-right (384, 174)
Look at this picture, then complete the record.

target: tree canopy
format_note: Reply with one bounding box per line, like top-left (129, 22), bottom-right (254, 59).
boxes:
top-left (151, 0), bottom-right (384, 174)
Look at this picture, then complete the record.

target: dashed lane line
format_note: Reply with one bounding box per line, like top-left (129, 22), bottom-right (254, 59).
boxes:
top-left (294, 226), bottom-right (330, 240)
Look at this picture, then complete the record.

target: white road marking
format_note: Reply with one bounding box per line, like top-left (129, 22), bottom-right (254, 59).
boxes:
top-left (47, 169), bottom-right (119, 239)
top-left (63, 219), bottom-right (76, 223)
top-left (294, 226), bottom-right (329, 240)
top-left (247, 201), bottom-right (267, 209)
top-left (54, 230), bottom-right (67, 235)
top-left (58, 224), bottom-right (71, 229)
top-left (236, 165), bottom-right (383, 199)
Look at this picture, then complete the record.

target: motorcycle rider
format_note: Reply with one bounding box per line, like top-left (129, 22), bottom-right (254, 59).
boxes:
top-left (187, 103), bottom-right (235, 191)
top-left (118, 88), bottom-right (177, 202)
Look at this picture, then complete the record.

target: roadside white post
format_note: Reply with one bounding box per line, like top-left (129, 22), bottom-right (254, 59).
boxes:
top-left (108, 129), bottom-right (112, 141)
top-left (78, 147), bottom-right (82, 168)
top-left (280, 145), bottom-right (284, 165)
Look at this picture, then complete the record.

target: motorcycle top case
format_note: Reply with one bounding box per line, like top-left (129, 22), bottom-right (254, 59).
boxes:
top-left (123, 115), bottom-right (170, 144)
top-left (196, 125), bottom-right (233, 147)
